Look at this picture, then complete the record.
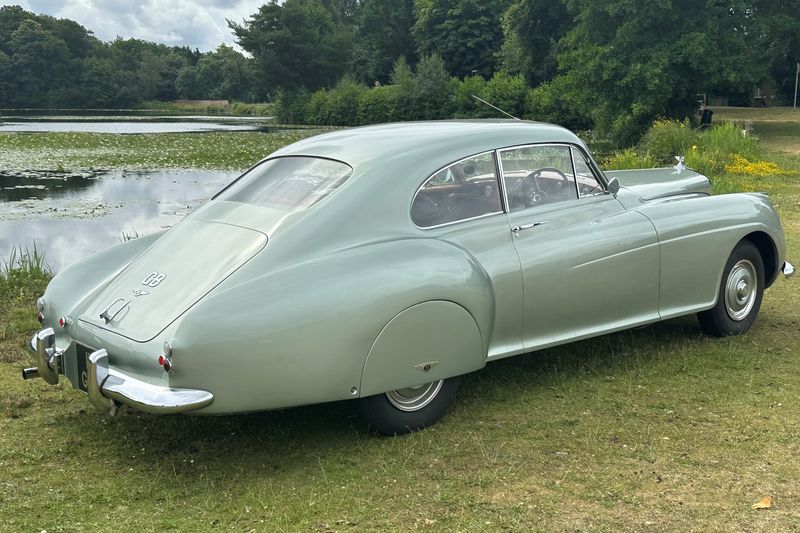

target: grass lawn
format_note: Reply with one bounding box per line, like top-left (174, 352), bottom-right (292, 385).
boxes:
top-left (0, 111), bottom-right (798, 531)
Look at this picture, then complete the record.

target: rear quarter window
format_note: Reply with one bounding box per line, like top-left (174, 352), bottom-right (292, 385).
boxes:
top-left (411, 152), bottom-right (502, 228)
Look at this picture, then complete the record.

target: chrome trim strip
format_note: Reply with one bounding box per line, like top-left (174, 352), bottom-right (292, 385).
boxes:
top-left (783, 261), bottom-right (795, 278)
top-left (413, 210), bottom-right (504, 231)
top-left (86, 348), bottom-right (214, 415)
top-left (496, 148), bottom-right (511, 213)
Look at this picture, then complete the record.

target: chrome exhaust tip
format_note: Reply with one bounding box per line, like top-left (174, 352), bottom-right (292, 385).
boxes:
top-left (22, 367), bottom-right (40, 380)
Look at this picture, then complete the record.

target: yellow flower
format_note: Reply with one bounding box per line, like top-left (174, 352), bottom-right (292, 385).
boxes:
top-left (692, 145), bottom-right (698, 150)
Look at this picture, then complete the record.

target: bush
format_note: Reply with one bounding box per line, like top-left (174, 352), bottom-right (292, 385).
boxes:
top-left (275, 88), bottom-right (310, 124)
top-left (230, 102), bottom-right (275, 116)
top-left (525, 80), bottom-right (591, 130)
top-left (452, 75), bottom-right (488, 118)
top-left (602, 148), bottom-right (658, 170)
top-left (480, 72), bottom-right (527, 119)
top-left (358, 86), bottom-right (396, 125)
top-left (305, 89), bottom-right (330, 125)
top-left (702, 122), bottom-right (760, 161)
top-left (323, 78), bottom-right (366, 126)
top-left (639, 119), bottom-right (699, 164)
top-left (685, 122), bottom-right (761, 175)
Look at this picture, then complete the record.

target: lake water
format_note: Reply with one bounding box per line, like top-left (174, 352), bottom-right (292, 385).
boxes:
top-left (0, 169), bottom-right (240, 270)
top-left (0, 115), bottom-right (270, 134)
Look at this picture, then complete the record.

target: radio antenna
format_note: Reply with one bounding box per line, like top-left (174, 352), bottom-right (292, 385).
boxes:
top-left (471, 95), bottom-right (521, 120)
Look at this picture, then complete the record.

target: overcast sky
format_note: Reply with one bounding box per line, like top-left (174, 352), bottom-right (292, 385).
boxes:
top-left (2, 0), bottom-right (264, 52)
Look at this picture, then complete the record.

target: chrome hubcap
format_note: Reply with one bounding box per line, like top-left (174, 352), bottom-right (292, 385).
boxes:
top-left (724, 259), bottom-right (757, 321)
top-left (385, 380), bottom-right (443, 412)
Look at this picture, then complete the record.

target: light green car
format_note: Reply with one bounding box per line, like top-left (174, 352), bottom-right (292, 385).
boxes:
top-left (24, 121), bottom-right (794, 434)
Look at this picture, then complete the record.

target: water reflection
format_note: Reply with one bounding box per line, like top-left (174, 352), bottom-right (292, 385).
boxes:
top-left (0, 170), bottom-right (239, 271)
top-left (1, 173), bottom-right (97, 202)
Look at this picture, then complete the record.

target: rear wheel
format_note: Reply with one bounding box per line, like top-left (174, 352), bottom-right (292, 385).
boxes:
top-left (697, 241), bottom-right (764, 337)
top-left (357, 377), bottom-right (460, 435)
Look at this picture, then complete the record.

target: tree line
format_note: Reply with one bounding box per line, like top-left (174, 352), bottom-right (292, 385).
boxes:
top-left (234, 0), bottom-right (800, 143)
top-left (2, 1), bottom-right (799, 143)
top-left (0, 5), bottom-right (257, 109)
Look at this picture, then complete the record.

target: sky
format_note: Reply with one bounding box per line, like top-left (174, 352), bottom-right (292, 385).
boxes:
top-left (2, 0), bottom-right (265, 52)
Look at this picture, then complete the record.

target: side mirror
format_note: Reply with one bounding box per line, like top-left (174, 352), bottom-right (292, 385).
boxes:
top-left (606, 177), bottom-right (620, 195)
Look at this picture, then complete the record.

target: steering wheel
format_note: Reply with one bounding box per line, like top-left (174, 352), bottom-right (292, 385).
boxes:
top-left (522, 167), bottom-right (570, 206)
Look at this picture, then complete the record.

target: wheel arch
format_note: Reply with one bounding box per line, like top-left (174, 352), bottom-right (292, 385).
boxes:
top-left (742, 231), bottom-right (778, 288)
top-left (359, 300), bottom-right (486, 398)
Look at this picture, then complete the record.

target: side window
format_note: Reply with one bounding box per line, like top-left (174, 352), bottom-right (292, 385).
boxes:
top-left (500, 145), bottom-right (578, 212)
top-left (411, 152), bottom-right (502, 228)
top-left (572, 147), bottom-right (605, 197)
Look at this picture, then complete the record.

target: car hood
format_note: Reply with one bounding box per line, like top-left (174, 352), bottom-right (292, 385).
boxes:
top-left (605, 168), bottom-right (711, 200)
top-left (78, 218), bottom-right (267, 343)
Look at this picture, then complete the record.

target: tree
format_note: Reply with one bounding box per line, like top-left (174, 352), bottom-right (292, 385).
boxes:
top-left (0, 5), bottom-right (31, 55)
top-left (498, 0), bottom-right (571, 86)
top-left (556, 0), bottom-right (763, 145)
top-left (354, 0), bottom-right (416, 83)
top-left (412, 0), bottom-right (507, 78)
top-left (751, 0), bottom-right (800, 103)
top-left (80, 55), bottom-right (120, 107)
top-left (0, 50), bottom-right (12, 105)
top-left (413, 54), bottom-right (452, 119)
top-left (230, 0), bottom-right (354, 92)
top-left (389, 56), bottom-right (418, 120)
top-left (9, 19), bottom-right (73, 107)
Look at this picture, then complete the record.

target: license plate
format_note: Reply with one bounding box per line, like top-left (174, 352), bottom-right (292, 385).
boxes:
top-left (75, 344), bottom-right (91, 392)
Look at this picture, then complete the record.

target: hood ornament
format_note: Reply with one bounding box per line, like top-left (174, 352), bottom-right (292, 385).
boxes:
top-left (673, 155), bottom-right (686, 173)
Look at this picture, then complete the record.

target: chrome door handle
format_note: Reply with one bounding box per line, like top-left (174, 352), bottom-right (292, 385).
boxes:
top-left (511, 221), bottom-right (548, 235)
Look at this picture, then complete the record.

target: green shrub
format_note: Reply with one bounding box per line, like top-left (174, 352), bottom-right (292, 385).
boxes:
top-left (683, 122), bottom-right (760, 175)
top-left (702, 121), bottom-right (760, 161)
top-left (323, 78), bottom-right (366, 126)
top-left (638, 119), bottom-right (699, 164)
top-left (230, 102), bottom-right (275, 116)
top-left (358, 86), bottom-right (396, 125)
top-left (275, 88), bottom-right (310, 124)
top-left (305, 89), bottom-right (330, 125)
top-left (480, 71), bottom-right (527, 119)
top-left (525, 80), bottom-right (591, 130)
top-left (452, 75), bottom-right (489, 118)
top-left (602, 148), bottom-right (658, 170)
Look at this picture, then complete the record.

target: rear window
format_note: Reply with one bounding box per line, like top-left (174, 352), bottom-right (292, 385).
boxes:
top-left (216, 156), bottom-right (352, 212)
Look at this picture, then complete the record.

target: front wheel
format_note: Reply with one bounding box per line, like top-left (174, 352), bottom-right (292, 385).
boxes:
top-left (697, 241), bottom-right (764, 337)
top-left (357, 377), bottom-right (461, 435)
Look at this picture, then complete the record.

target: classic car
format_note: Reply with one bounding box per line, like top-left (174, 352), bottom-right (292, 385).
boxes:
top-left (23, 120), bottom-right (794, 435)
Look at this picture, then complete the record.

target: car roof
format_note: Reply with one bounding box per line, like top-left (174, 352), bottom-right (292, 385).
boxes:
top-left (269, 120), bottom-right (586, 171)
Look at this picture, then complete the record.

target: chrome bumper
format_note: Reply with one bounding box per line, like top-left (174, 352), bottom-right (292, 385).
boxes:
top-left (25, 330), bottom-right (213, 415)
top-left (783, 261), bottom-right (795, 278)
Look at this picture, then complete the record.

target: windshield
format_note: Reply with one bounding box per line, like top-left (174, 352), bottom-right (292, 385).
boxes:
top-left (216, 156), bottom-right (352, 212)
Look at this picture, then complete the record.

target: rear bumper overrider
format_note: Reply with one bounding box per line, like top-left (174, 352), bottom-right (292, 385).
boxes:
top-left (25, 330), bottom-right (213, 415)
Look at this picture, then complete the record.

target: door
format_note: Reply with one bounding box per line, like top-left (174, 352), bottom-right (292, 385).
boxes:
top-left (411, 151), bottom-right (524, 358)
top-left (498, 144), bottom-right (661, 350)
